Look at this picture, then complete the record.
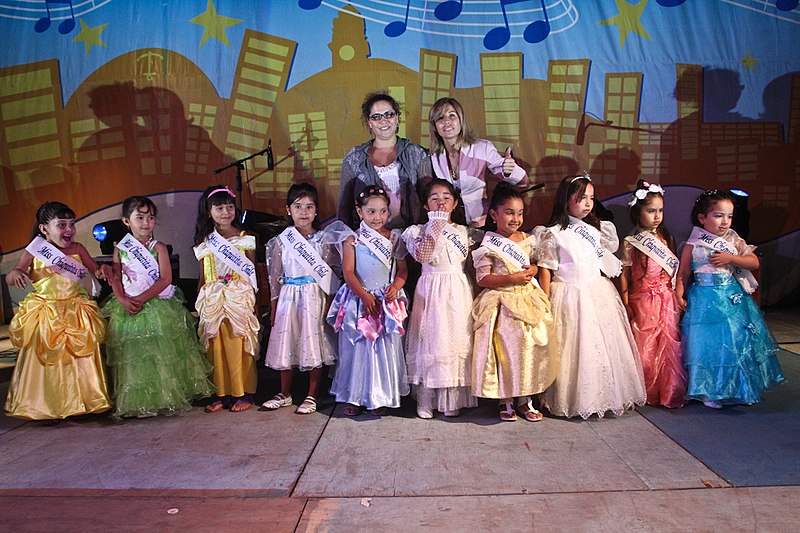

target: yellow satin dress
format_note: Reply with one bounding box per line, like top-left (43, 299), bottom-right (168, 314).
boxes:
top-left (5, 257), bottom-right (111, 420)
top-left (471, 238), bottom-right (554, 399)
top-left (194, 234), bottom-right (260, 398)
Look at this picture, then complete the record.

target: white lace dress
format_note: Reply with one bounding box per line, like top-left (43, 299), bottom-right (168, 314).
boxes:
top-left (402, 215), bottom-right (479, 412)
top-left (535, 219), bottom-right (646, 419)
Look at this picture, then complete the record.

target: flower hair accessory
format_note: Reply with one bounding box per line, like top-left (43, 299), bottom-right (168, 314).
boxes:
top-left (628, 181), bottom-right (665, 206)
top-left (209, 187), bottom-right (236, 198)
top-left (356, 186), bottom-right (388, 204)
top-left (570, 172), bottom-right (591, 184)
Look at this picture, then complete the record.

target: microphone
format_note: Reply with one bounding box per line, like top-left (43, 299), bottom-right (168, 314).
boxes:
top-left (266, 138), bottom-right (274, 170)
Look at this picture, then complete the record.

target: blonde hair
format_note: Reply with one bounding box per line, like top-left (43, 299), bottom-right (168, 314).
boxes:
top-left (427, 97), bottom-right (477, 154)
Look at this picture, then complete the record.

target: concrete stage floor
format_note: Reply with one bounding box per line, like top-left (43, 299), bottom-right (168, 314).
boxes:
top-left (0, 309), bottom-right (798, 532)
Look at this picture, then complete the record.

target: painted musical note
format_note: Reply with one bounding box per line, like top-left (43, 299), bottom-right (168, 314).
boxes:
top-left (484, 0), bottom-right (551, 50)
top-left (384, 0), bottom-right (411, 37)
top-left (434, 0), bottom-right (464, 21)
top-left (655, 0), bottom-right (688, 6)
top-left (775, 0), bottom-right (799, 11)
top-left (298, 0), bottom-right (323, 10)
top-left (524, 0), bottom-right (551, 44)
top-left (34, 0), bottom-right (76, 34)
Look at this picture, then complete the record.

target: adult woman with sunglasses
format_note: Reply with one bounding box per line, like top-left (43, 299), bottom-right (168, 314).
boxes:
top-left (338, 91), bottom-right (431, 230)
top-left (428, 97), bottom-right (529, 229)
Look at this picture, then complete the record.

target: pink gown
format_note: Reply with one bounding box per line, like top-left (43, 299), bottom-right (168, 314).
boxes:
top-left (623, 242), bottom-right (687, 408)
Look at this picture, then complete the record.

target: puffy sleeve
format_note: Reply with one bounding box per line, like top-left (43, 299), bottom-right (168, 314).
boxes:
top-left (238, 234), bottom-right (256, 251)
top-left (193, 241), bottom-right (208, 261)
top-left (533, 226), bottom-right (559, 271)
top-left (265, 237), bottom-right (284, 301)
top-left (729, 229), bottom-right (756, 256)
top-left (390, 229), bottom-right (406, 260)
top-left (472, 247), bottom-right (497, 282)
top-left (600, 220), bottom-right (620, 253)
top-left (620, 238), bottom-right (634, 267)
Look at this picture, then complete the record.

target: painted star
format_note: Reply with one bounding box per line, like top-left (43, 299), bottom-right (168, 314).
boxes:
top-left (740, 52), bottom-right (759, 71)
top-left (189, 0), bottom-right (243, 48)
top-left (598, 0), bottom-right (652, 47)
top-left (73, 19), bottom-right (108, 56)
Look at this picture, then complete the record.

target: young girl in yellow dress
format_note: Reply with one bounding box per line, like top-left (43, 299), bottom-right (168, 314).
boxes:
top-left (5, 201), bottom-right (112, 421)
top-left (193, 186), bottom-right (261, 413)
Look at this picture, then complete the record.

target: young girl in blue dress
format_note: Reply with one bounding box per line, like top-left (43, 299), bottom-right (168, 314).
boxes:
top-left (327, 185), bottom-right (410, 415)
top-left (263, 183), bottom-right (350, 415)
top-left (676, 189), bottom-right (783, 408)
top-left (103, 196), bottom-right (214, 419)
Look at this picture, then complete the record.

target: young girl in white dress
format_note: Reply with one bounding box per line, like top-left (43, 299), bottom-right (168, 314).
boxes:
top-left (262, 183), bottom-right (350, 415)
top-left (328, 185), bottom-right (409, 416)
top-left (535, 174), bottom-right (646, 419)
top-left (402, 178), bottom-right (479, 419)
top-left (471, 183), bottom-right (554, 422)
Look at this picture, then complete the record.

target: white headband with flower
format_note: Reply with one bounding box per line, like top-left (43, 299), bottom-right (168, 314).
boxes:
top-left (628, 182), bottom-right (665, 206)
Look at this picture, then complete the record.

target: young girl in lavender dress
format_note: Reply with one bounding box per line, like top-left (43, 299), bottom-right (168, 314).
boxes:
top-left (618, 181), bottom-right (686, 408)
top-left (402, 179), bottom-right (478, 419)
top-left (328, 185), bottom-right (409, 415)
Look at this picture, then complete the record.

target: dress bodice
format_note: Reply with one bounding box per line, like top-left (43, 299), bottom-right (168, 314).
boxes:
top-left (119, 240), bottom-right (170, 297)
top-left (354, 229), bottom-right (403, 291)
top-left (30, 256), bottom-right (87, 299)
top-left (194, 233), bottom-right (256, 283)
top-left (535, 219), bottom-right (619, 283)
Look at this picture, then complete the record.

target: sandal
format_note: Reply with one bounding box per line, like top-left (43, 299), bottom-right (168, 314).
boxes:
top-left (230, 395), bottom-right (254, 412)
top-left (204, 398), bottom-right (230, 413)
top-left (295, 396), bottom-right (317, 415)
top-left (343, 404), bottom-right (362, 416)
top-left (517, 400), bottom-right (544, 422)
top-left (259, 393), bottom-right (293, 411)
top-left (499, 402), bottom-right (517, 422)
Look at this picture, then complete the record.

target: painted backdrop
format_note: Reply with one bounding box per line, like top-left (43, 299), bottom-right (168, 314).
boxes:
top-left (1, 0), bottom-right (799, 261)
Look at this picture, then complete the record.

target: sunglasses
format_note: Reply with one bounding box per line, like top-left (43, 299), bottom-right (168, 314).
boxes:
top-left (368, 111), bottom-right (397, 122)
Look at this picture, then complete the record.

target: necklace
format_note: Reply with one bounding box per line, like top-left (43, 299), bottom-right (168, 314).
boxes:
top-left (446, 149), bottom-right (460, 180)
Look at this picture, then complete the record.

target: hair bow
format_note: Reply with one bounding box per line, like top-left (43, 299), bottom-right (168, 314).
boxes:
top-left (628, 182), bottom-right (665, 206)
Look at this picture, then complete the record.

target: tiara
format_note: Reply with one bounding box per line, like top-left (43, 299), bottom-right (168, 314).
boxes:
top-left (209, 187), bottom-right (235, 198)
top-left (628, 181), bottom-right (665, 206)
top-left (570, 172), bottom-right (591, 183)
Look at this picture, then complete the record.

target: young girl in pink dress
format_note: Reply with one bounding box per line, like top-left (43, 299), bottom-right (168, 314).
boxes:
top-left (618, 180), bottom-right (687, 408)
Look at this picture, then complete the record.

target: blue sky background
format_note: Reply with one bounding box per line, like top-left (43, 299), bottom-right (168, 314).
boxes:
top-left (1, 0), bottom-right (799, 123)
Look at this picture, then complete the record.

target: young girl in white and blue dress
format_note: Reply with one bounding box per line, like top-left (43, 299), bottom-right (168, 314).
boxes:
top-left (471, 183), bottom-right (554, 422)
top-left (103, 196), bottom-right (214, 419)
top-left (675, 189), bottom-right (783, 408)
top-left (263, 183), bottom-right (350, 415)
top-left (328, 185), bottom-right (410, 416)
top-left (194, 185), bottom-right (261, 413)
top-left (535, 174), bottom-right (646, 419)
top-left (402, 178), bottom-right (478, 419)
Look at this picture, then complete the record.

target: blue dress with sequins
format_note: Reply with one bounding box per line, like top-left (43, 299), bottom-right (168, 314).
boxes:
top-left (681, 234), bottom-right (783, 405)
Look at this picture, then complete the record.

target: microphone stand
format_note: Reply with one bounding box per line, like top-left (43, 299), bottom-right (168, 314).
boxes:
top-left (213, 143), bottom-right (271, 211)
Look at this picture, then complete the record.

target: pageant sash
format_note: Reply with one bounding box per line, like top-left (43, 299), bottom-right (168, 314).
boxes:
top-left (481, 231), bottom-right (530, 271)
top-left (25, 236), bottom-right (99, 296)
top-left (357, 222), bottom-right (393, 270)
top-left (565, 219), bottom-right (622, 278)
top-left (625, 228), bottom-right (679, 286)
top-left (278, 226), bottom-right (334, 294)
top-left (441, 225), bottom-right (469, 261)
top-left (206, 230), bottom-right (258, 290)
top-left (687, 226), bottom-right (757, 293)
top-left (116, 234), bottom-right (174, 299)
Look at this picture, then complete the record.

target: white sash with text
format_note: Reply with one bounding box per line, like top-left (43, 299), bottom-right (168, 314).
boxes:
top-left (278, 226), bottom-right (334, 294)
top-left (25, 236), bottom-right (99, 296)
top-left (625, 228), bottom-right (679, 286)
top-left (687, 226), bottom-right (757, 293)
top-left (566, 219), bottom-right (622, 278)
top-left (206, 230), bottom-right (258, 290)
top-left (357, 222), bottom-right (393, 270)
top-left (116, 234), bottom-right (175, 299)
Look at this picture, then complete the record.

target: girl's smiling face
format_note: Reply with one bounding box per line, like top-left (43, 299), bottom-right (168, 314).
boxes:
top-left (357, 196), bottom-right (390, 231)
top-left (39, 217), bottom-right (76, 249)
top-left (490, 197), bottom-right (525, 237)
top-left (698, 199), bottom-right (734, 236)
top-left (567, 183), bottom-right (594, 219)
top-left (124, 206), bottom-right (156, 242)
top-left (210, 201), bottom-right (236, 229)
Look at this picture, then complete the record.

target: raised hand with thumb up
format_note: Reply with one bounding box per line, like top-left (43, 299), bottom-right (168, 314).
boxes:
top-left (502, 146), bottom-right (515, 177)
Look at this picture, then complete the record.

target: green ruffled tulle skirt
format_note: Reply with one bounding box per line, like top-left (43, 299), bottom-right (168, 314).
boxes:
top-left (102, 289), bottom-right (215, 419)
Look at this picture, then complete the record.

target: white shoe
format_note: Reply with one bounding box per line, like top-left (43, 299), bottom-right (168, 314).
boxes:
top-left (417, 405), bottom-right (433, 419)
top-left (703, 400), bottom-right (723, 409)
top-left (443, 409), bottom-right (460, 417)
top-left (261, 393), bottom-right (293, 410)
